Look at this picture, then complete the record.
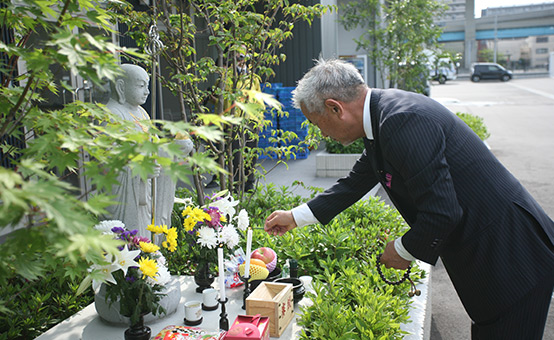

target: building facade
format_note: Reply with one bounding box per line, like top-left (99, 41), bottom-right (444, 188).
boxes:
top-left (437, 0), bottom-right (554, 70)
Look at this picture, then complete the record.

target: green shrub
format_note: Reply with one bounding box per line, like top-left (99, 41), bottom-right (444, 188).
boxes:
top-left (0, 270), bottom-right (93, 340)
top-left (326, 111), bottom-right (490, 154)
top-left (244, 187), bottom-right (423, 339)
top-left (325, 138), bottom-right (365, 154)
top-left (456, 112), bottom-right (490, 141)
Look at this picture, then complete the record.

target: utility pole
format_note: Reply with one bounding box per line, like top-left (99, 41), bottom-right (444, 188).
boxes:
top-left (493, 15), bottom-right (498, 63)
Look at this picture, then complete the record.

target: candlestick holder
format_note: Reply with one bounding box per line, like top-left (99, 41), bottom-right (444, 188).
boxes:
top-left (242, 275), bottom-right (251, 310)
top-left (219, 297), bottom-right (229, 331)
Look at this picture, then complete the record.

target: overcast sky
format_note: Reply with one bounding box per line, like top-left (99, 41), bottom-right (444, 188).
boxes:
top-left (475, 0), bottom-right (550, 17)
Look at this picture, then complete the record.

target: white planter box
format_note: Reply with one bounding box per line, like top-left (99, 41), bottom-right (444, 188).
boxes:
top-left (402, 262), bottom-right (432, 340)
top-left (316, 151), bottom-right (361, 177)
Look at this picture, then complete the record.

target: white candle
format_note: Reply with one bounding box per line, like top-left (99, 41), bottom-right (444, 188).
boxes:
top-left (244, 227), bottom-right (253, 278)
top-left (218, 245), bottom-right (226, 301)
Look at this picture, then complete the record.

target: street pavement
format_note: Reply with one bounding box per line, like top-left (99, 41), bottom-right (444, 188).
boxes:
top-left (258, 75), bottom-right (554, 339)
top-left (429, 77), bottom-right (554, 340)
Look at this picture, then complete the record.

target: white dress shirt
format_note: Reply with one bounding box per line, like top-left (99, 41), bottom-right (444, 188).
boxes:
top-left (290, 89), bottom-right (416, 262)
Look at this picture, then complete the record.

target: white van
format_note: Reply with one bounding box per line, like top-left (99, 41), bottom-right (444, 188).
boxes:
top-left (429, 58), bottom-right (457, 84)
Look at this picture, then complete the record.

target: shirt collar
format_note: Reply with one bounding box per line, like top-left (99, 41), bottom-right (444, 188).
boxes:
top-left (363, 88), bottom-right (374, 140)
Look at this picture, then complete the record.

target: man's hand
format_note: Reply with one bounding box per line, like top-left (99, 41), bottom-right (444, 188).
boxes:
top-left (264, 210), bottom-right (297, 236)
top-left (380, 240), bottom-right (412, 270)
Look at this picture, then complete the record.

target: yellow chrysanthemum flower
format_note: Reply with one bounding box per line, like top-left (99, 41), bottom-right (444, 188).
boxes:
top-left (147, 224), bottom-right (169, 235)
top-left (183, 207), bottom-right (212, 231)
top-left (146, 224), bottom-right (158, 233)
top-left (163, 239), bottom-right (178, 252)
top-left (166, 227), bottom-right (178, 242)
top-left (139, 258), bottom-right (158, 279)
top-left (184, 217), bottom-right (196, 232)
top-left (160, 227), bottom-right (178, 252)
top-left (190, 207), bottom-right (211, 222)
top-left (181, 206), bottom-right (193, 217)
top-left (139, 241), bottom-right (160, 253)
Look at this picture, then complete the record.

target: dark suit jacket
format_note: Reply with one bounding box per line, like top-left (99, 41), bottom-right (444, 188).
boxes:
top-left (307, 88), bottom-right (554, 322)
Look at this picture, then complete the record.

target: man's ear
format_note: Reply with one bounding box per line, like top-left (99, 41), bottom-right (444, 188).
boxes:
top-left (324, 98), bottom-right (342, 116)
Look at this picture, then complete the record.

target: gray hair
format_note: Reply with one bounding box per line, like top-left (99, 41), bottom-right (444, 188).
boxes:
top-left (292, 58), bottom-right (366, 115)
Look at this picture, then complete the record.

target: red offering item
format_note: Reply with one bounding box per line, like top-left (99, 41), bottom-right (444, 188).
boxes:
top-left (225, 315), bottom-right (270, 340)
top-left (154, 325), bottom-right (226, 340)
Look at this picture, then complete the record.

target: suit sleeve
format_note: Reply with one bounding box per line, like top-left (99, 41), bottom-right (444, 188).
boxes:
top-left (381, 112), bottom-right (463, 264)
top-left (307, 150), bottom-right (378, 225)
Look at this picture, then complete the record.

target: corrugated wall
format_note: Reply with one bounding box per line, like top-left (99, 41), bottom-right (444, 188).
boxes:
top-left (269, 0), bottom-right (323, 87)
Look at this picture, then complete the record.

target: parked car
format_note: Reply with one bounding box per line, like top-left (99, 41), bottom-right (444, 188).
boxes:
top-left (470, 63), bottom-right (512, 82)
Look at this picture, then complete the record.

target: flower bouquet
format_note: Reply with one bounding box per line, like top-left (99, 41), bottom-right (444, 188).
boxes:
top-left (86, 220), bottom-right (178, 328)
top-left (175, 192), bottom-right (249, 291)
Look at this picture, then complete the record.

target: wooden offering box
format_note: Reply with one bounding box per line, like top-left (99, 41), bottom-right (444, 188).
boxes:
top-left (245, 282), bottom-right (294, 337)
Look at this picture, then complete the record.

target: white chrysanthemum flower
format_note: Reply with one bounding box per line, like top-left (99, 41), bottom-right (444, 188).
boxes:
top-left (94, 220), bottom-right (125, 235)
top-left (197, 226), bottom-right (218, 249)
top-left (219, 225), bottom-right (239, 249)
top-left (235, 209), bottom-right (249, 231)
top-left (155, 252), bottom-right (167, 267)
top-left (147, 263), bottom-right (171, 286)
top-left (174, 197), bottom-right (193, 205)
top-left (209, 194), bottom-right (239, 219)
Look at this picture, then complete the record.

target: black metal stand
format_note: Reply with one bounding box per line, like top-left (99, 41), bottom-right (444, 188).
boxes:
top-left (242, 276), bottom-right (251, 310)
top-left (219, 298), bottom-right (229, 331)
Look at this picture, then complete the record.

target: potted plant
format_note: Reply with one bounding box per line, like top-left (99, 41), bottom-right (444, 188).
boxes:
top-left (84, 221), bottom-right (175, 339)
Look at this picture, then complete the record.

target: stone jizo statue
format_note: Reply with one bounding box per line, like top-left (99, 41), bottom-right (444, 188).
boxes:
top-left (104, 64), bottom-right (193, 238)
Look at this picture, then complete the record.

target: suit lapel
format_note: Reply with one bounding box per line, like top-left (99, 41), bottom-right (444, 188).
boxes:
top-left (364, 89), bottom-right (417, 222)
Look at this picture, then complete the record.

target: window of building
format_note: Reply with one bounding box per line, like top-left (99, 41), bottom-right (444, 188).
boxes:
top-left (536, 37), bottom-right (548, 43)
top-left (536, 48), bottom-right (548, 54)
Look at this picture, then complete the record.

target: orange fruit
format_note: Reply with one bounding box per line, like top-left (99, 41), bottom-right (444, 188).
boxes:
top-left (249, 259), bottom-right (267, 268)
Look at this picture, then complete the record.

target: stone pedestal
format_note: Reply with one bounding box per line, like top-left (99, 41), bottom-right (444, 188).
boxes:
top-left (94, 276), bottom-right (181, 325)
top-left (315, 151), bottom-right (361, 177)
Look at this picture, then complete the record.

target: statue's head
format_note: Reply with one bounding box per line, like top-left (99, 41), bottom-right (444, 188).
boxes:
top-left (110, 64), bottom-right (150, 106)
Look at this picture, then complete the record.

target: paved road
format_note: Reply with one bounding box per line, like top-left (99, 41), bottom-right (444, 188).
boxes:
top-left (429, 77), bottom-right (554, 340)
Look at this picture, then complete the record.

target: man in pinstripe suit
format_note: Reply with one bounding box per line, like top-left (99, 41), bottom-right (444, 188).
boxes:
top-left (264, 59), bottom-right (554, 338)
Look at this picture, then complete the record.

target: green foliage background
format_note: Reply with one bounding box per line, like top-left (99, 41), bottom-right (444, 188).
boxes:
top-left (325, 111), bottom-right (490, 154)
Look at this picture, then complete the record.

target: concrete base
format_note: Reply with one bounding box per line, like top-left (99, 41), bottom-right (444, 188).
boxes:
top-left (94, 276), bottom-right (181, 325)
top-left (315, 151), bottom-right (361, 177)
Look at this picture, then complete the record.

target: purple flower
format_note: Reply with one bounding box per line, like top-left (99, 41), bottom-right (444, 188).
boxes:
top-left (111, 227), bottom-right (125, 234)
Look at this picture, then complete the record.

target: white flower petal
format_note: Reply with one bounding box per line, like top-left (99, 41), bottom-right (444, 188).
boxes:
top-left (174, 197), bottom-right (193, 205)
top-left (94, 220), bottom-right (125, 235)
top-left (236, 209), bottom-right (249, 231)
top-left (113, 245), bottom-right (140, 276)
top-left (220, 225), bottom-right (240, 249)
top-left (197, 226), bottom-right (218, 249)
top-left (209, 194), bottom-right (239, 219)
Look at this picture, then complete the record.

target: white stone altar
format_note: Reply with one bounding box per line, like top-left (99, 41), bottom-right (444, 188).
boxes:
top-left (35, 263), bottom-right (431, 340)
top-left (35, 276), bottom-right (312, 340)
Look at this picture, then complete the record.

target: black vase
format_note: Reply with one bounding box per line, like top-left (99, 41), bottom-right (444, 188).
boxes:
top-left (124, 314), bottom-right (151, 340)
top-left (194, 261), bottom-right (214, 293)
